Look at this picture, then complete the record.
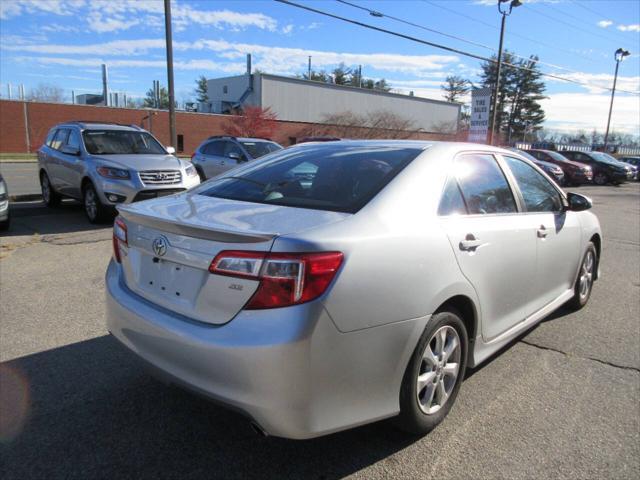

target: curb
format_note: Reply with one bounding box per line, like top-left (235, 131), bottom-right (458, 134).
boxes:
top-left (10, 193), bottom-right (42, 202)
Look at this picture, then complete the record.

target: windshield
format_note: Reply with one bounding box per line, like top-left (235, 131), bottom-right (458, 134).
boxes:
top-left (547, 151), bottom-right (571, 162)
top-left (197, 145), bottom-right (422, 213)
top-left (82, 130), bottom-right (166, 155)
top-left (591, 152), bottom-right (621, 165)
top-left (240, 141), bottom-right (282, 159)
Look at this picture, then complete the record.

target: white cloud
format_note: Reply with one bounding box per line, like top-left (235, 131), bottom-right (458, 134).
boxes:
top-left (617, 24), bottom-right (640, 32)
top-left (282, 24), bottom-right (294, 35)
top-left (542, 92), bottom-right (640, 135)
top-left (87, 16), bottom-right (140, 33)
top-left (41, 24), bottom-right (81, 33)
top-left (0, 0), bottom-right (80, 19)
top-left (548, 72), bottom-right (640, 94)
top-left (597, 20), bottom-right (613, 28)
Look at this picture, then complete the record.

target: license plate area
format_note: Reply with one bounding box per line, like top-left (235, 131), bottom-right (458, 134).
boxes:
top-left (138, 255), bottom-right (205, 304)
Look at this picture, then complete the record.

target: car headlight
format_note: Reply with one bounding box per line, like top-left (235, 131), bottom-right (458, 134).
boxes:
top-left (185, 164), bottom-right (198, 177)
top-left (97, 166), bottom-right (130, 179)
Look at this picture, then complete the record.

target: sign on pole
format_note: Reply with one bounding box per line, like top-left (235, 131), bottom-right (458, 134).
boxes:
top-left (468, 87), bottom-right (492, 143)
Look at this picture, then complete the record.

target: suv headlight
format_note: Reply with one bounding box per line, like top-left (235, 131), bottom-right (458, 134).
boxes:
top-left (97, 166), bottom-right (130, 179)
top-left (185, 164), bottom-right (198, 177)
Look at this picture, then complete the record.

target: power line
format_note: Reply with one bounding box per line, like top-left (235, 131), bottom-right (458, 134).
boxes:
top-left (336, 0), bottom-right (599, 79)
top-left (275, 0), bottom-right (640, 95)
top-left (569, 0), bottom-right (639, 28)
top-left (420, 0), bottom-right (604, 65)
top-left (543, 2), bottom-right (631, 44)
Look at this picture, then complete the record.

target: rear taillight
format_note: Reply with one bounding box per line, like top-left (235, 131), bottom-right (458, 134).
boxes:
top-left (209, 251), bottom-right (344, 309)
top-left (113, 217), bottom-right (128, 263)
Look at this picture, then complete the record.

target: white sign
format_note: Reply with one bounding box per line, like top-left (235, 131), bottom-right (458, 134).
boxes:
top-left (468, 88), bottom-right (492, 143)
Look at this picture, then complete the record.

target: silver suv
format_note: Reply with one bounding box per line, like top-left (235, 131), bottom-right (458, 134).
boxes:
top-left (190, 135), bottom-right (282, 180)
top-left (37, 122), bottom-right (200, 222)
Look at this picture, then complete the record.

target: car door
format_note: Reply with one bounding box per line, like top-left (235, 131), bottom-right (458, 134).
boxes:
top-left (56, 128), bottom-right (84, 199)
top-left (439, 152), bottom-right (537, 341)
top-left (47, 128), bottom-right (70, 192)
top-left (219, 141), bottom-right (246, 173)
top-left (501, 155), bottom-right (582, 309)
top-left (198, 140), bottom-right (226, 178)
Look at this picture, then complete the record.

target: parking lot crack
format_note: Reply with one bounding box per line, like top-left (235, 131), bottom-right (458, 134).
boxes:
top-left (520, 339), bottom-right (640, 373)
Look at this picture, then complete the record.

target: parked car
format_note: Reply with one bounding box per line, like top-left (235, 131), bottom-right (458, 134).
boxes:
top-left (0, 173), bottom-right (9, 230)
top-left (37, 122), bottom-right (200, 223)
top-left (618, 155), bottom-right (640, 168)
top-left (106, 141), bottom-right (601, 439)
top-left (190, 136), bottom-right (282, 180)
top-left (562, 150), bottom-right (633, 185)
top-left (297, 136), bottom-right (342, 143)
top-left (528, 149), bottom-right (593, 185)
top-left (600, 153), bottom-right (639, 181)
top-left (509, 148), bottom-right (564, 185)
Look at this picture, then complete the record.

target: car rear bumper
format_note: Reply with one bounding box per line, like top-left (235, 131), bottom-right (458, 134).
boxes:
top-left (105, 260), bottom-right (426, 439)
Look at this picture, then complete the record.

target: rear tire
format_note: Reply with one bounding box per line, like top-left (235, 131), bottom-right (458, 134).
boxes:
top-left (196, 167), bottom-right (207, 182)
top-left (40, 172), bottom-right (61, 207)
top-left (567, 242), bottom-right (597, 311)
top-left (396, 309), bottom-right (468, 435)
top-left (83, 182), bottom-right (110, 224)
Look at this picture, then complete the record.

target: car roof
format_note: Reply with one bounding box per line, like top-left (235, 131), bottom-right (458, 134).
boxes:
top-left (56, 121), bottom-right (144, 132)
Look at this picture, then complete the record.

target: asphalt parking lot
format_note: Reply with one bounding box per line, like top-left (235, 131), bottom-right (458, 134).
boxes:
top-left (1, 183), bottom-right (639, 479)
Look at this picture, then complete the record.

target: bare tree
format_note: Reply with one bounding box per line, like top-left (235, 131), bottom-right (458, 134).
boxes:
top-left (27, 83), bottom-right (65, 103)
top-left (318, 110), bottom-right (419, 139)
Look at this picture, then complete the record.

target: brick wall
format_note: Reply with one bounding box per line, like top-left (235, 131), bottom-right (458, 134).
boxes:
top-left (0, 99), bottom-right (445, 154)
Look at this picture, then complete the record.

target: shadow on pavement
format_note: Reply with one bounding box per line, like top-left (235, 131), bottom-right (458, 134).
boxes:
top-left (1, 336), bottom-right (417, 479)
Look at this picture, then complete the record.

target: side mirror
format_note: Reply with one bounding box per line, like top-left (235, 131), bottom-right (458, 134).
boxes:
top-left (61, 145), bottom-right (80, 156)
top-left (166, 146), bottom-right (176, 155)
top-left (228, 151), bottom-right (245, 162)
top-left (566, 192), bottom-right (592, 211)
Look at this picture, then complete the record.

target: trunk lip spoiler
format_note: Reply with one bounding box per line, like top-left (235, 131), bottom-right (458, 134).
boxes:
top-left (118, 209), bottom-right (276, 244)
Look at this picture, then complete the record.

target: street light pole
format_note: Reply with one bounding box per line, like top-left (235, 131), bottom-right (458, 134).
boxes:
top-left (489, 0), bottom-right (522, 146)
top-left (164, 0), bottom-right (177, 150)
top-left (603, 48), bottom-right (630, 150)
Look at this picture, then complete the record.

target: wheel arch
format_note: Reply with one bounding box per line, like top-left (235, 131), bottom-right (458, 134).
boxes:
top-left (81, 176), bottom-right (94, 193)
top-left (434, 295), bottom-right (478, 347)
top-left (589, 233), bottom-right (601, 280)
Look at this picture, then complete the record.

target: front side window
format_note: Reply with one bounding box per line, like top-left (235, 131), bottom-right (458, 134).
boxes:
top-left (45, 129), bottom-right (57, 147)
top-left (454, 154), bottom-right (517, 215)
top-left (66, 129), bottom-right (81, 150)
top-left (503, 156), bottom-right (563, 213)
top-left (82, 130), bottom-right (166, 155)
top-left (240, 141), bottom-right (282, 159)
top-left (197, 145), bottom-right (422, 213)
top-left (223, 141), bottom-right (244, 159)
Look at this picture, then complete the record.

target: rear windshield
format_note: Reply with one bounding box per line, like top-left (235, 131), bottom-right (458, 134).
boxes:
top-left (82, 130), bottom-right (166, 155)
top-left (240, 141), bottom-right (282, 159)
top-left (197, 145), bottom-right (423, 213)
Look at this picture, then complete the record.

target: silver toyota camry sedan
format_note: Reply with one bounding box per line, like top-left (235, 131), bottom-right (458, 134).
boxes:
top-left (106, 140), bottom-right (601, 439)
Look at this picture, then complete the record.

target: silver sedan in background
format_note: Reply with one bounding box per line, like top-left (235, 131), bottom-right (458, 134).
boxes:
top-left (106, 141), bottom-right (601, 439)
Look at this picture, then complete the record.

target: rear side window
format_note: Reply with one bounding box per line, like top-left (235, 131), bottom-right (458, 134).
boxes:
top-left (438, 176), bottom-right (467, 216)
top-left (503, 156), bottom-right (563, 212)
top-left (202, 141), bottom-right (224, 156)
top-left (198, 145), bottom-right (422, 213)
top-left (51, 129), bottom-right (69, 150)
top-left (454, 154), bottom-right (517, 214)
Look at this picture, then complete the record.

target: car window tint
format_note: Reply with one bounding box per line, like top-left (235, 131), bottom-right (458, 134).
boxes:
top-left (240, 141), bottom-right (282, 159)
top-left (503, 156), bottom-right (563, 213)
top-left (51, 129), bottom-right (69, 150)
top-left (197, 145), bottom-right (422, 213)
top-left (455, 154), bottom-right (517, 214)
top-left (66, 129), bottom-right (81, 150)
top-left (438, 176), bottom-right (467, 216)
top-left (203, 141), bottom-right (224, 156)
top-left (224, 141), bottom-right (243, 158)
top-left (45, 129), bottom-right (57, 147)
top-left (82, 130), bottom-right (165, 155)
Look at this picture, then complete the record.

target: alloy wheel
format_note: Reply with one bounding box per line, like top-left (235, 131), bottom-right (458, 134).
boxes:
top-left (84, 187), bottom-right (97, 221)
top-left (41, 175), bottom-right (51, 203)
top-left (579, 250), bottom-right (595, 301)
top-left (416, 325), bottom-right (461, 415)
top-left (594, 173), bottom-right (608, 185)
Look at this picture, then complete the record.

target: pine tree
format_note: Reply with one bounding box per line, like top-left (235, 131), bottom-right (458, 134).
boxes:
top-left (143, 85), bottom-right (170, 109)
top-left (441, 75), bottom-right (470, 103)
top-left (195, 75), bottom-right (208, 103)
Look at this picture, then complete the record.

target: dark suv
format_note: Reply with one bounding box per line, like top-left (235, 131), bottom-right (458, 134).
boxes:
top-left (562, 151), bottom-right (633, 185)
top-left (191, 136), bottom-right (282, 180)
top-left (528, 150), bottom-right (593, 186)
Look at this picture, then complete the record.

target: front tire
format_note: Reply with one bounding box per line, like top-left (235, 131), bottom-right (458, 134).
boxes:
top-left (593, 172), bottom-right (609, 185)
top-left (83, 183), bottom-right (110, 223)
top-left (397, 310), bottom-right (468, 435)
top-left (567, 242), bottom-right (597, 310)
top-left (40, 172), bottom-right (61, 207)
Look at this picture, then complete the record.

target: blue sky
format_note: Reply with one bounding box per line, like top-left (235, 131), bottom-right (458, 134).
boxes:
top-left (1, 0), bottom-right (639, 135)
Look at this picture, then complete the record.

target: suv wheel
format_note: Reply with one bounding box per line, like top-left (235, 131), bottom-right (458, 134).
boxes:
top-left (83, 183), bottom-right (110, 223)
top-left (397, 309), bottom-right (468, 435)
top-left (196, 166), bottom-right (206, 182)
top-left (40, 172), bottom-right (61, 207)
top-left (593, 172), bottom-right (609, 185)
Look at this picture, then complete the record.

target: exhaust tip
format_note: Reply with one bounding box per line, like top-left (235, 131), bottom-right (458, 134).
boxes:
top-left (250, 421), bottom-right (268, 437)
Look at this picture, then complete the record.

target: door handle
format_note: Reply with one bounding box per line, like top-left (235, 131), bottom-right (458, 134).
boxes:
top-left (537, 225), bottom-right (548, 238)
top-left (459, 234), bottom-right (482, 252)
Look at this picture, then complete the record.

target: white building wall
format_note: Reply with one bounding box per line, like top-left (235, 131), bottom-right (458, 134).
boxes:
top-left (259, 75), bottom-right (459, 132)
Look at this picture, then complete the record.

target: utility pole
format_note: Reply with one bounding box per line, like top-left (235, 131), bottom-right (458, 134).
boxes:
top-left (164, 0), bottom-right (177, 148)
top-left (489, 0), bottom-right (522, 146)
top-left (604, 48), bottom-right (630, 150)
top-left (308, 56), bottom-right (312, 80)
